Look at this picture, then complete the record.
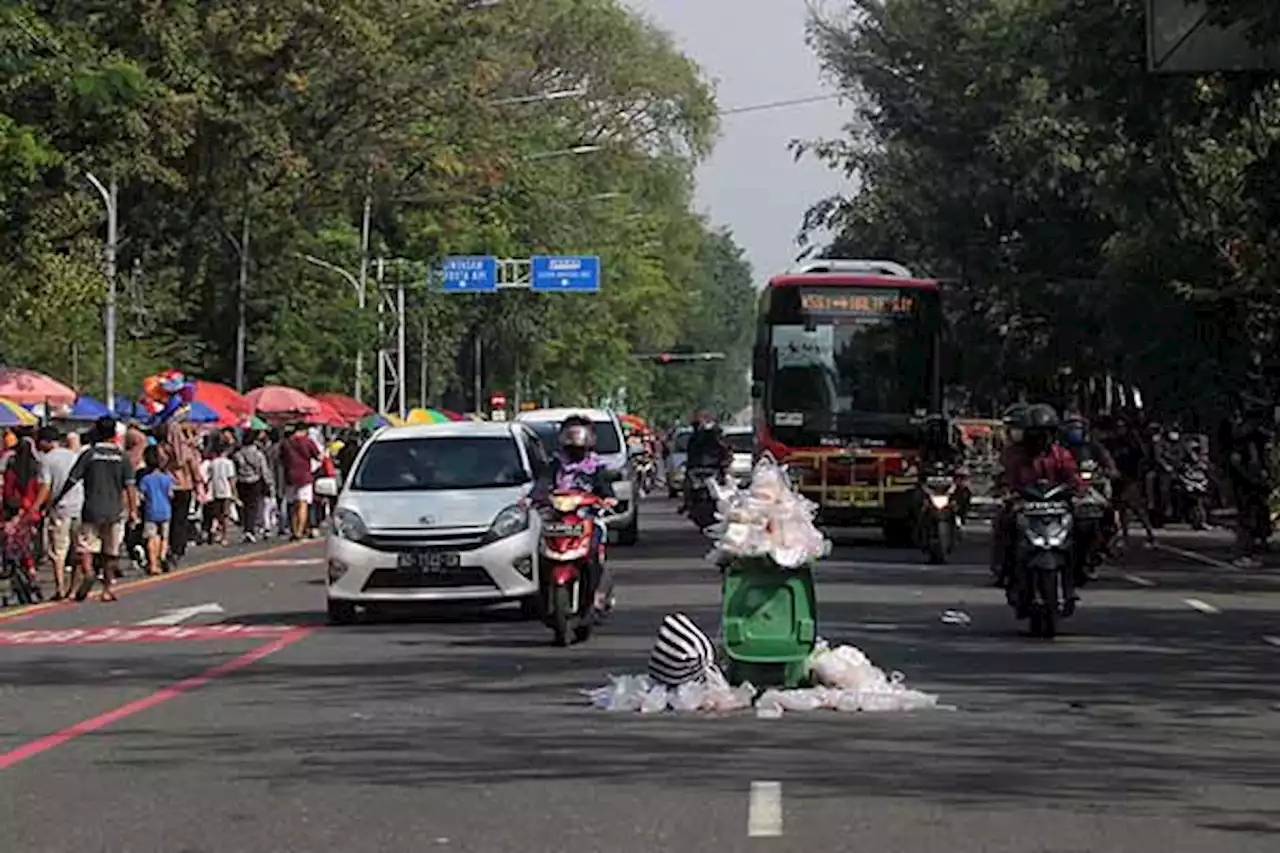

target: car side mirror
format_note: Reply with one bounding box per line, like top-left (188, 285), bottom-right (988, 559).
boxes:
top-left (751, 380), bottom-right (764, 399)
top-left (751, 344), bottom-right (769, 382)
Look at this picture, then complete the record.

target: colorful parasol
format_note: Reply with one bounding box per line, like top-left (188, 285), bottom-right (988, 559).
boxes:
top-left (246, 385), bottom-right (322, 417)
top-left (405, 408), bottom-right (456, 425)
top-left (0, 367), bottom-right (77, 406)
top-left (359, 413), bottom-right (390, 430)
top-left (0, 397), bottom-right (38, 427)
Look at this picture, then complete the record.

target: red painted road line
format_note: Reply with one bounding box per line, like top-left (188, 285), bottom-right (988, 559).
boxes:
top-left (0, 628), bottom-right (313, 771)
top-left (0, 539), bottom-right (314, 625)
top-left (0, 624), bottom-right (300, 646)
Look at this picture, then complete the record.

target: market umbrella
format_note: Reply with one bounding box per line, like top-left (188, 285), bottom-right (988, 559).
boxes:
top-left (0, 397), bottom-right (38, 427)
top-left (193, 380), bottom-right (253, 417)
top-left (65, 395), bottom-right (111, 420)
top-left (385, 414), bottom-right (406, 427)
top-left (112, 395), bottom-right (150, 420)
top-left (405, 407), bottom-right (454, 425)
top-left (358, 413), bottom-right (390, 430)
top-left (246, 385), bottom-right (321, 417)
top-left (170, 400), bottom-right (227, 425)
top-left (440, 409), bottom-right (466, 422)
top-left (249, 415), bottom-right (270, 431)
top-left (305, 399), bottom-right (348, 427)
top-left (0, 367), bottom-right (76, 406)
top-left (312, 392), bottom-right (373, 424)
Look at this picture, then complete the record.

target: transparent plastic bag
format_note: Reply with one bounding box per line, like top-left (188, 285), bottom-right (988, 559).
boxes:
top-left (639, 685), bottom-right (670, 714)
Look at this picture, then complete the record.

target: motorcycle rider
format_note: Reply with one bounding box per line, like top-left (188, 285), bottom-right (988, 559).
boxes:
top-left (990, 404), bottom-right (1084, 603)
top-left (531, 416), bottom-right (617, 615)
top-left (679, 411), bottom-right (731, 514)
top-left (1062, 413), bottom-right (1118, 577)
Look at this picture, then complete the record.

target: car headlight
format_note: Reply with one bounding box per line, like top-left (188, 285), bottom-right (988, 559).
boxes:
top-left (332, 508), bottom-right (368, 542)
top-left (488, 504), bottom-right (530, 541)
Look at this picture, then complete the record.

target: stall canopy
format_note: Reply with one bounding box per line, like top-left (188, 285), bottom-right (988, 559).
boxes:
top-left (405, 408), bottom-right (463, 425)
top-left (0, 367), bottom-right (76, 406)
top-left (305, 399), bottom-right (348, 427)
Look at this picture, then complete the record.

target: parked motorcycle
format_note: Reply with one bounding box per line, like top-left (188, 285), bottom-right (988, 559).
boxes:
top-left (539, 491), bottom-right (616, 646)
top-left (915, 463), bottom-right (959, 564)
top-left (1010, 481), bottom-right (1077, 639)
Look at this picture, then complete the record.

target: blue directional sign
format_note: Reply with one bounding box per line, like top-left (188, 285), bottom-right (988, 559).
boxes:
top-left (442, 256), bottom-right (497, 292)
top-left (530, 255), bottom-right (601, 292)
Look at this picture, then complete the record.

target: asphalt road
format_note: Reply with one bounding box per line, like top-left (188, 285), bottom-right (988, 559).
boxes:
top-left (1, 500), bottom-right (1278, 853)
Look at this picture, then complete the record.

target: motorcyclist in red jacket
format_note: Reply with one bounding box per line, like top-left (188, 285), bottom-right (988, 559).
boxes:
top-left (991, 404), bottom-right (1083, 591)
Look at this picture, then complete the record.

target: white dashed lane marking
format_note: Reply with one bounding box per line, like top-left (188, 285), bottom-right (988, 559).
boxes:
top-left (748, 781), bottom-right (783, 837)
top-left (1183, 598), bottom-right (1221, 614)
top-left (1122, 573), bottom-right (1156, 587)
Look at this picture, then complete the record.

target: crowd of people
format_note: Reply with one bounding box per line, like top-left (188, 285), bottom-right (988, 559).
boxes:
top-left (1, 416), bottom-right (366, 603)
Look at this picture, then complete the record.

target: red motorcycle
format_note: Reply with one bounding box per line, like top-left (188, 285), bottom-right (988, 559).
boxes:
top-left (539, 490), bottom-right (616, 646)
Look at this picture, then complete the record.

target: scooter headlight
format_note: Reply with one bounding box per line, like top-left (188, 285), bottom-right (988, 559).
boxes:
top-left (928, 493), bottom-right (951, 510)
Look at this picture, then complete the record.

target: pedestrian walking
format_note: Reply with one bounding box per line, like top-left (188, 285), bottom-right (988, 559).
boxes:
top-left (232, 432), bottom-right (270, 542)
top-left (137, 448), bottom-right (174, 576)
top-left (279, 424), bottom-right (318, 541)
top-left (55, 416), bottom-right (138, 602)
top-left (35, 426), bottom-right (84, 599)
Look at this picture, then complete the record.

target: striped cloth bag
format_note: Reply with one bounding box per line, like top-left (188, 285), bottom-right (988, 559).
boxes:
top-left (648, 613), bottom-right (716, 687)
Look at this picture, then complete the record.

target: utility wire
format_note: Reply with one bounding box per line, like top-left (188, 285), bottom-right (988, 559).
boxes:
top-left (717, 93), bottom-right (844, 115)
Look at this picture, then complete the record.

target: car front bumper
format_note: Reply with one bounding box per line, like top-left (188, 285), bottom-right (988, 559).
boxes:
top-left (326, 529), bottom-right (539, 603)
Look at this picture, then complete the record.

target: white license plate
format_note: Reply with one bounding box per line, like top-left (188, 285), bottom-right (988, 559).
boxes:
top-left (397, 551), bottom-right (461, 572)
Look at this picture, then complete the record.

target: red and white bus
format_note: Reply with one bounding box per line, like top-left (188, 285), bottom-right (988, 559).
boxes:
top-left (751, 259), bottom-right (943, 544)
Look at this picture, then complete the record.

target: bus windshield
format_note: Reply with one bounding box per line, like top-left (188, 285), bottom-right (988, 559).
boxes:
top-left (768, 317), bottom-right (930, 416)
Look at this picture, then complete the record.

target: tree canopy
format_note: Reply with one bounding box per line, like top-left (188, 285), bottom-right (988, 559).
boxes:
top-left (798, 0), bottom-right (1280, 425)
top-left (0, 0), bottom-right (757, 422)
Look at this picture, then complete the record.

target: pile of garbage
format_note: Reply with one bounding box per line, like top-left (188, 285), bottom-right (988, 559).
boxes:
top-left (586, 638), bottom-right (940, 715)
top-left (704, 458), bottom-right (831, 568)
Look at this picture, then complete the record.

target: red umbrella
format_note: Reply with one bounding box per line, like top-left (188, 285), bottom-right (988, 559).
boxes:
top-left (312, 392), bottom-right (374, 424)
top-left (245, 385), bottom-right (321, 417)
top-left (441, 409), bottom-right (466, 422)
top-left (193, 380), bottom-right (253, 417)
top-left (0, 367), bottom-right (76, 406)
top-left (305, 399), bottom-right (348, 427)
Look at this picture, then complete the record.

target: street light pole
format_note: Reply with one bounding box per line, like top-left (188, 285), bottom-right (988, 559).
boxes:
top-left (299, 253), bottom-right (362, 400)
top-left (356, 193), bottom-right (372, 402)
top-left (86, 173), bottom-right (118, 404)
top-left (234, 211), bottom-right (250, 392)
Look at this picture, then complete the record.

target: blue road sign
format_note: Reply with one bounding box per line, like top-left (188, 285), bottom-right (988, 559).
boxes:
top-left (530, 255), bottom-right (601, 292)
top-left (442, 256), bottom-right (497, 292)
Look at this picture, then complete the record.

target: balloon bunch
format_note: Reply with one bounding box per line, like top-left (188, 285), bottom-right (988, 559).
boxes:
top-left (142, 370), bottom-right (196, 424)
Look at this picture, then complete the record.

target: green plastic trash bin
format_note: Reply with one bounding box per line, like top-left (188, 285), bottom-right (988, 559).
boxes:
top-left (720, 556), bottom-right (817, 688)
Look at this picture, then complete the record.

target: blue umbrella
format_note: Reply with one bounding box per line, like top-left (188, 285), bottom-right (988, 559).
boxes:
top-left (68, 395), bottom-right (111, 419)
top-left (112, 395), bottom-right (149, 420)
top-left (166, 400), bottom-right (222, 425)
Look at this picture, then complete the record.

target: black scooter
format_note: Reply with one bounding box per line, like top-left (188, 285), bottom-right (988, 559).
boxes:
top-left (1010, 480), bottom-right (1078, 639)
top-left (915, 464), bottom-right (959, 564)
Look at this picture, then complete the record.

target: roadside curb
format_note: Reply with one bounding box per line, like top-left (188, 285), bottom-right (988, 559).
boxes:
top-left (0, 539), bottom-right (314, 624)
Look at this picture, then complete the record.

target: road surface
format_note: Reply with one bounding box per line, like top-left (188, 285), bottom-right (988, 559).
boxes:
top-left (1, 500), bottom-right (1277, 852)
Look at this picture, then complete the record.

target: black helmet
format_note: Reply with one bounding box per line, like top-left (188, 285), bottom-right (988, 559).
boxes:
top-left (1024, 404), bottom-right (1059, 430)
top-left (1002, 403), bottom-right (1030, 428)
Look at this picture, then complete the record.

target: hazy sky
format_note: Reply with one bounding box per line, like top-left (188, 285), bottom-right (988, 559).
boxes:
top-left (624, 0), bottom-right (851, 284)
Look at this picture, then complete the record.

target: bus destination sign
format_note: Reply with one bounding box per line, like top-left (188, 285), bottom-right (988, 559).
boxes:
top-left (800, 287), bottom-right (915, 317)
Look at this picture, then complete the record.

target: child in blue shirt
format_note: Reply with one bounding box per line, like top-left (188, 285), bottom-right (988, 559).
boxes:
top-left (137, 452), bottom-right (175, 577)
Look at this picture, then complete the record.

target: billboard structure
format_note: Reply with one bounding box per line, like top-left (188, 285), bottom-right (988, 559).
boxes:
top-left (1148, 0), bottom-right (1280, 73)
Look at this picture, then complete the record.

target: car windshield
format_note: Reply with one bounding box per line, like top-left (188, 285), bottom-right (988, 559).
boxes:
top-left (526, 420), bottom-right (623, 455)
top-left (350, 436), bottom-right (528, 491)
top-left (725, 432), bottom-right (754, 453)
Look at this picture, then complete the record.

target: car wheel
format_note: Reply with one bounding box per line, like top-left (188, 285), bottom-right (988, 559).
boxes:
top-left (617, 518), bottom-right (639, 546)
top-left (327, 599), bottom-right (357, 625)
